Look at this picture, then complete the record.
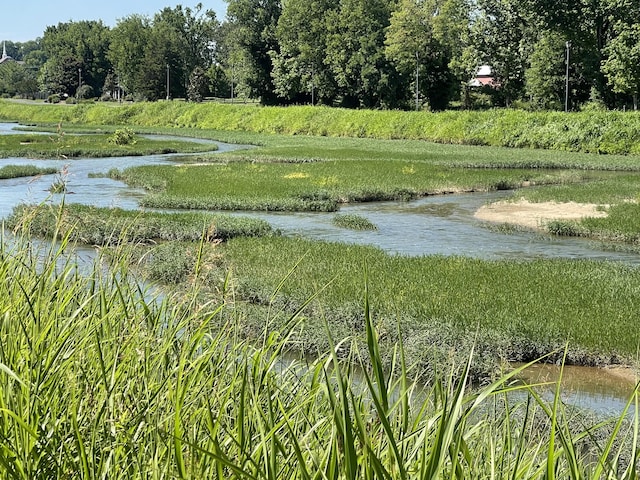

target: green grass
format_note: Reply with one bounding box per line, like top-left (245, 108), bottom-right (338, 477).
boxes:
top-left (0, 130), bottom-right (216, 159)
top-left (332, 213), bottom-right (378, 230)
top-left (6, 100), bottom-right (640, 155)
top-left (5, 203), bottom-right (275, 245)
top-left (134, 235), bottom-right (640, 381)
top-left (1, 218), bottom-right (638, 478)
top-left (0, 164), bottom-right (58, 179)
top-left (111, 159), bottom-right (597, 212)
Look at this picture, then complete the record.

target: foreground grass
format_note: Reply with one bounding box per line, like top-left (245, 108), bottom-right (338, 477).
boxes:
top-left (1, 222), bottom-right (639, 478)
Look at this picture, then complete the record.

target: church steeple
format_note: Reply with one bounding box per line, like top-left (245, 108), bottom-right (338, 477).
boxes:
top-left (0, 41), bottom-right (13, 64)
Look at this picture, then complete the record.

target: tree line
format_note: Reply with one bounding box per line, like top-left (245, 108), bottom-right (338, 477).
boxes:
top-left (1, 0), bottom-right (640, 111)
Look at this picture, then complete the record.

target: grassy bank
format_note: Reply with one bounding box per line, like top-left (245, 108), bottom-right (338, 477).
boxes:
top-left (4, 100), bottom-right (640, 154)
top-left (1, 220), bottom-right (638, 478)
top-left (0, 128), bottom-right (216, 159)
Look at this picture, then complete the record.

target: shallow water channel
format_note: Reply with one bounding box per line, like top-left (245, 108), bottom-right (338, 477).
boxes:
top-left (1, 122), bottom-right (638, 415)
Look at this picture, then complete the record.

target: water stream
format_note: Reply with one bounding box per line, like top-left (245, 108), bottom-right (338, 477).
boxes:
top-left (1, 122), bottom-right (638, 414)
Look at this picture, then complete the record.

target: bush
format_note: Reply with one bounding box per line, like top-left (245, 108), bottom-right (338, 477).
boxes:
top-left (108, 128), bottom-right (137, 145)
top-left (47, 94), bottom-right (61, 104)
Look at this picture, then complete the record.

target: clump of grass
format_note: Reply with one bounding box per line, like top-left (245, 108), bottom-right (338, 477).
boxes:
top-left (547, 220), bottom-right (583, 237)
top-left (332, 213), bottom-right (377, 230)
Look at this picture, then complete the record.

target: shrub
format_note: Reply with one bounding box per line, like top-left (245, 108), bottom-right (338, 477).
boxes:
top-left (108, 128), bottom-right (137, 146)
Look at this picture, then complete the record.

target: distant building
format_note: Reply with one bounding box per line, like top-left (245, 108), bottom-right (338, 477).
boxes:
top-left (469, 65), bottom-right (497, 88)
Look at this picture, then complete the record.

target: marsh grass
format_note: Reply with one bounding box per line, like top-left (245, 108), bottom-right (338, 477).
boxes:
top-left (113, 160), bottom-right (588, 212)
top-left (6, 203), bottom-right (275, 245)
top-left (0, 131), bottom-right (215, 159)
top-left (1, 217), bottom-right (639, 478)
top-left (203, 236), bottom-right (640, 374)
top-left (332, 213), bottom-right (378, 230)
top-left (0, 165), bottom-right (57, 179)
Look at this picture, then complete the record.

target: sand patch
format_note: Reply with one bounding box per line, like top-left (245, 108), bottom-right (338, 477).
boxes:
top-left (475, 199), bottom-right (607, 230)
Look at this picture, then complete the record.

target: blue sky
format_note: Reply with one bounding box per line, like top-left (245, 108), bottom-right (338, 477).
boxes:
top-left (3, 1), bottom-right (227, 43)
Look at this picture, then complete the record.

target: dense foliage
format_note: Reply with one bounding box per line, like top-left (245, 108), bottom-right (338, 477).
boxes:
top-left (2, 0), bottom-right (640, 110)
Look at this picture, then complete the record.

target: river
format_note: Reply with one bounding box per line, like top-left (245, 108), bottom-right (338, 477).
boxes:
top-left (0, 121), bottom-right (638, 415)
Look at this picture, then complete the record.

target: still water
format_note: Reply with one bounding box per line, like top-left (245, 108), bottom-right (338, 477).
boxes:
top-left (1, 122), bottom-right (638, 414)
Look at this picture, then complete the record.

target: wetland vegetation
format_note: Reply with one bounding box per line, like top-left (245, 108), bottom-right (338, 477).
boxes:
top-left (2, 227), bottom-right (639, 478)
top-left (3, 102), bottom-right (640, 477)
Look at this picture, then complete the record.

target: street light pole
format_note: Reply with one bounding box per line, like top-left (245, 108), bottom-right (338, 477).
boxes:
top-left (565, 41), bottom-right (571, 112)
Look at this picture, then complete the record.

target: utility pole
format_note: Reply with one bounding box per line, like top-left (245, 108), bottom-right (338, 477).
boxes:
top-left (415, 52), bottom-right (420, 111)
top-left (77, 68), bottom-right (82, 100)
top-left (166, 64), bottom-right (170, 100)
top-left (311, 64), bottom-right (315, 106)
top-left (565, 41), bottom-right (571, 112)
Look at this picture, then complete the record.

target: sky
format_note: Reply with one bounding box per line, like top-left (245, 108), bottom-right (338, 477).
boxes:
top-left (2, 1), bottom-right (227, 43)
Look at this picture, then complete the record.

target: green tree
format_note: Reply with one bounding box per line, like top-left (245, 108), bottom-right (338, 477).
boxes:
top-left (43, 55), bottom-right (82, 97)
top-left (602, 22), bottom-right (640, 109)
top-left (187, 66), bottom-right (208, 101)
top-left (325, 0), bottom-right (399, 108)
top-left (137, 23), bottom-right (183, 100)
top-left (523, 0), bottom-right (616, 107)
top-left (41, 20), bottom-right (111, 97)
top-left (473, 0), bottom-right (535, 106)
top-left (525, 31), bottom-right (567, 110)
top-left (207, 63), bottom-right (231, 97)
top-left (225, 0), bottom-right (282, 104)
top-left (385, 0), bottom-right (462, 110)
top-left (108, 15), bottom-right (152, 97)
top-left (0, 62), bottom-right (38, 98)
top-left (270, 0), bottom-right (339, 104)
top-left (154, 4), bottom-right (220, 95)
